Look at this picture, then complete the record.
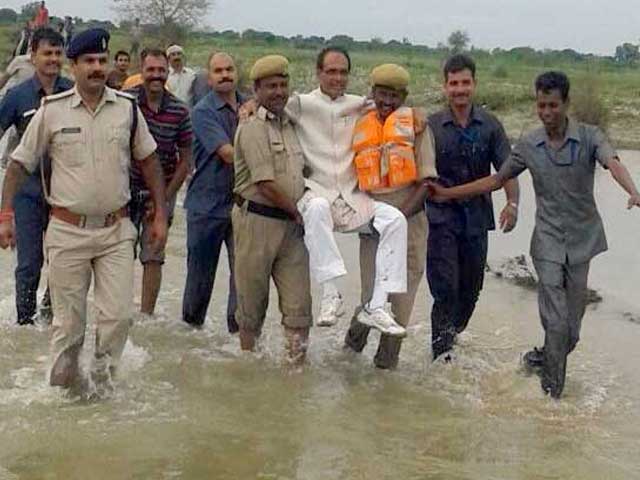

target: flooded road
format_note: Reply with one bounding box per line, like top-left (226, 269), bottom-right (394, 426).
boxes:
top-left (0, 153), bottom-right (639, 479)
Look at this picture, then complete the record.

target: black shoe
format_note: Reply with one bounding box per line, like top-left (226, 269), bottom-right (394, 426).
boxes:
top-left (17, 317), bottom-right (34, 326)
top-left (523, 347), bottom-right (544, 371)
top-left (227, 316), bottom-right (239, 334)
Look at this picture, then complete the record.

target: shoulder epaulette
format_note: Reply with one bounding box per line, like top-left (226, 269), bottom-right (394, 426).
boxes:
top-left (42, 89), bottom-right (74, 104)
top-left (115, 90), bottom-right (135, 101)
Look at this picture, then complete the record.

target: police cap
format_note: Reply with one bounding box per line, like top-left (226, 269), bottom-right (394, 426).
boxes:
top-left (250, 55), bottom-right (289, 82)
top-left (66, 28), bottom-right (110, 60)
top-left (370, 64), bottom-right (410, 91)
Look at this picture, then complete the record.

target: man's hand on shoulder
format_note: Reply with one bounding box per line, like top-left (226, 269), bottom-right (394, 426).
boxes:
top-left (238, 98), bottom-right (257, 122)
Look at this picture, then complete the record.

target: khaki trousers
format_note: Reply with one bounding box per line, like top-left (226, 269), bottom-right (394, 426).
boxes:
top-left (232, 205), bottom-right (312, 334)
top-left (45, 216), bottom-right (136, 385)
top-left (345, 188), bottom-right (427, 368)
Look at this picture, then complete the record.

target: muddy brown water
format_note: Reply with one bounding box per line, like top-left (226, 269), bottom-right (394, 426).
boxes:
top-left (0, 152), bottom-right (639, 479)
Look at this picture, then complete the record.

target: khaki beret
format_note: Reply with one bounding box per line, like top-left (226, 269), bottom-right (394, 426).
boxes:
top-left (250, 55), bottom-right (289, 82)
top-left (370, 64), bottom-right (410, 91)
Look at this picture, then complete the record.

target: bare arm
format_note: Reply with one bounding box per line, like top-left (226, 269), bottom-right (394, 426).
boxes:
top-left (137, 153), bottom-right (168, 252)
top-left (165, 146), bottom-right (191, 200)
top-left (1, 161), bottom-right (29, 211)
top-left (138, 153), bottom-right (167, 217)
top-left (431, 174), bottom-right (506, 202)
top-left (216, 143), bottom-right (234, 164)
top-left (256, 180), bottom-right (303, 224)
top-left (399, 181), bottom-right (430, 217)
top-left (608, 158), bottom-right (640, 208)
top-left (0, 161), bottom-right (30, 249)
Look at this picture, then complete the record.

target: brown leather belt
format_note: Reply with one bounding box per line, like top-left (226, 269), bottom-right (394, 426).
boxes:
top-left (51, 206), bottom-right (129, 229)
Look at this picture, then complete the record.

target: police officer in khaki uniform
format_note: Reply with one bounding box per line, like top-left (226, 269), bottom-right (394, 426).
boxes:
top-left (232, 55), bottom-right (312, 364)
top-left (0, 29), bottom-right (168, 394)
top-left (345, 64), bottom-right (438, 368)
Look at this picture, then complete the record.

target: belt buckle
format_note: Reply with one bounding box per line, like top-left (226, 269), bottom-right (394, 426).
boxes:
top-left (82, 214), bottom-right (108, 229)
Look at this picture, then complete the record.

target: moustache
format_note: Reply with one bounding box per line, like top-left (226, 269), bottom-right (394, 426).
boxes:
top-left (88, 73), bottom-right (105, 80)
top-left (218, 78), bottom-right (234, 84)
top-left (148, 77), bottom-right (166, 83)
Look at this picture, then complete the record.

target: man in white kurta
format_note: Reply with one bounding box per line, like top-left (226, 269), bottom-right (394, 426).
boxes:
top-left (285, 47), bottom-right (408, 337)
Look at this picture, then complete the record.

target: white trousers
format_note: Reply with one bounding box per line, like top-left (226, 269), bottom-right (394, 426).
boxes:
top-left (298, 193), bottom-right (408, 294)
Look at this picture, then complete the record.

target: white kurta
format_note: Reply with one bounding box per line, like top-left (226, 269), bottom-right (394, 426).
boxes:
top-left (167, 67), bottom-right (196, 106)
top-left (286, 88), bottom-right (374, 232)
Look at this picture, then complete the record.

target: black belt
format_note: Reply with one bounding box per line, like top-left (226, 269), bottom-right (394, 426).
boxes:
top-left (234, 195), bottom-right (291, 221)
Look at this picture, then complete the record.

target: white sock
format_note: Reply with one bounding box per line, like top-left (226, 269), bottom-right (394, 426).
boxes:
top-left (322, 280), bottom-right (340, 298)
top-left (368, 286), bottom-right (388, 311)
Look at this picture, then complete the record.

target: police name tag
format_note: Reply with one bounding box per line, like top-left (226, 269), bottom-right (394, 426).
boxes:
top-left (61, 127), bottom-right (82, 134)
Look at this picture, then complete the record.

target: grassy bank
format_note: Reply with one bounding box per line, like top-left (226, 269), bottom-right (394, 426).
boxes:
top-left (3, 25), bottom-right (640, 148)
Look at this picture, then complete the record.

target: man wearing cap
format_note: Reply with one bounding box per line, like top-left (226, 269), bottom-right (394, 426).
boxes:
top-left (286, 47), bottom-right (409, 336)
top-left (182, 52), bottom-right (245, 333)
top-left (0, 27), bottom-right (72, 326)
top-left (233, 55), bottom-right (312, 364)
top-left (344, 64), bottom-right (438, 368)
top-left (166, 45), bottom-right (196, 106)
top-left (0, 28), bottom-right (167, 394)
top-left (126, 48), bottom-right (192, 316)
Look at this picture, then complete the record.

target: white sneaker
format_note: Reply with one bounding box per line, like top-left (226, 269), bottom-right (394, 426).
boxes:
top-left (357, 304), bottom-right (406, 337)
top-left (316, 294), bottom-right (345, 327)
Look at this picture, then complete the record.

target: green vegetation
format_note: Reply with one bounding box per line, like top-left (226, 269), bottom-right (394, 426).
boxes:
top-left (2, 23), bottom-right (640, 147)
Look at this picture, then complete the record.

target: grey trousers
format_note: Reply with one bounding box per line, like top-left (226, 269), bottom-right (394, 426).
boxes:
top-left (533, 258), bottom-right (590, 396)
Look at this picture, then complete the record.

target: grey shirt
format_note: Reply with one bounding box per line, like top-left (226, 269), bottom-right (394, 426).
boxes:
top-left (498, 118), bottom-right (616, 265)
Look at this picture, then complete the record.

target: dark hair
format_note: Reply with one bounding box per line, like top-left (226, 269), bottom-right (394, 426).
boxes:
top-left (106, 69), bottom-right (127, 89)
top-left (443, 54), bottom-right (476, 80)
top-left (31, 27), bottom-right (64, 53)
top-left (316, 46), bottom-right (351, 72)
top-left (141, 48), bottom-right (168, 64)
top-left (535, 71), bottom-right (570, 101)
top-left (114, 50), bottom-right (130, 62)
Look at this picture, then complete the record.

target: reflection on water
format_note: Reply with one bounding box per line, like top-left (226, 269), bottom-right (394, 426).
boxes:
top-left (0, 154), bottom-right (639, 479)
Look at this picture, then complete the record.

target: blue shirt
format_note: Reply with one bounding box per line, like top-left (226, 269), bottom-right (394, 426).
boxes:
top-left (0, 74), bottom-right (74, 139)
top-left (184, 90), bottom-right (245, 219)
top-left (427, 106), bottom-right (511, 236)
top-left (0, 74), bottom-right (74, 195)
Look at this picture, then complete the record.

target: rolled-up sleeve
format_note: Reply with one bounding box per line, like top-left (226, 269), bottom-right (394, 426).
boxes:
top-left (415, 126), bottom-right (438, 179)
top-left (590, 126), bottom-right (616, 168)
top-left (132, 106), bottom-right (157, 161)
top-left (497, 141), bottom-right (527, 181)
top-left (193, 106), bottom-right (228, 156)
top-left (10, 105), bottom-right (48, 173)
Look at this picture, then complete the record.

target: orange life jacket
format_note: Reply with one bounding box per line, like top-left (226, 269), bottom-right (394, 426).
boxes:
top-left (352, 107), bottom-right (418, 191)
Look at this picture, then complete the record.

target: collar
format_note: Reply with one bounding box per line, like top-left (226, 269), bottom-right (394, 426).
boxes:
top-left (209, 90), bottom-right (245, 110)
top-left (70, 85), bottom-right (117, 109)
top-left (29, 74), bottom-right (70, 96)
top-left (441, 105), bottom-right (484, 127)
top-left (533, 117), bottom-right (580, 147)
top-left (136, 84), bottom-right (171, 111)
top-left (313, 87), bottom-right (346, 103)
top-left (257, 105), bottom-right (289, 124)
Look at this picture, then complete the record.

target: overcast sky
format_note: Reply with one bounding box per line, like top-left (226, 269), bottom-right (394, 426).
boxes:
top-left (5, 0), bottom-right (638, 55)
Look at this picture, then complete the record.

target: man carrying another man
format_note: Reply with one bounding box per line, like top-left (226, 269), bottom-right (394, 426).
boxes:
top-left (126, 49), bottom-right (192, 316)
top-left (344, 64), bottom-right (438, 368)
top-left (233, 55), bottom-right (312, 364)
top-left (287, 47), bottom-right (409, 336)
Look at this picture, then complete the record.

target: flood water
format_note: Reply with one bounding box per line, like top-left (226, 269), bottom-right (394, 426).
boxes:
top-left (0, 153), bottom-right (639, 480)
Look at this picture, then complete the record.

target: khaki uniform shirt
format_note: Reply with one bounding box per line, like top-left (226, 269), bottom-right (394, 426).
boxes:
top-left (234, 106), bottom-right (305, 205)
top-left (286, 88), bottom-right (375, 228)
top-left (498, 119), bottom-right (615, 264)
top-left (11, 86), bottom-right (157, 216)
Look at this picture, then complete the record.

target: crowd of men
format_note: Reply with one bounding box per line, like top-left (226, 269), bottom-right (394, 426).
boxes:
top-left (0, 26), bottom-right (639, 400)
